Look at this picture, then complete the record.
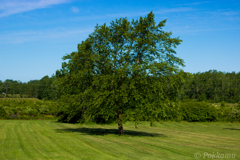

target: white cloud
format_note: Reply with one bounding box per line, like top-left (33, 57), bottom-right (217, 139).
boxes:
top-left (71, 6), bottom-right (79, 13)
top-left (0, 0), bottom-right (70, 17)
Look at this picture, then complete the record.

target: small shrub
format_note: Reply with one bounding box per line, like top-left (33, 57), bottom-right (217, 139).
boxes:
top-left (221, 101), bottom-right (226, 107)
top-left (39, 105), bottom-right (49, 115)
top-left (217, 106), bottom-right (231, 120)
top-left (237, 101), bottom-right (240, 110)
top-left (226, 109), bottom-right (240, 122)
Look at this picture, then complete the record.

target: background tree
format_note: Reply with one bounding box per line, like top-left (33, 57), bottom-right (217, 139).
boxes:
top-left (37, 76), bottom-right (57, 100)
top-left (0, 81), bottom-right (4, 98)
top-left (182, 70), bottom-right (240, 103)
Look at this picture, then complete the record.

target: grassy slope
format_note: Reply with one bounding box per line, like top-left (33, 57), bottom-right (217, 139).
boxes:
top-left (0, 121), bottom-right (239, 160)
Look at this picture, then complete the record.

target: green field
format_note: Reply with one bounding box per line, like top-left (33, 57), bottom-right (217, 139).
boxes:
top-left (0, 120), bottom-right (239, 160)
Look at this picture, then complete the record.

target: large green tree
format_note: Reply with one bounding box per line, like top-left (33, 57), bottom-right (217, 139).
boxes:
top-left (56, 12), bottom-right (184, 135)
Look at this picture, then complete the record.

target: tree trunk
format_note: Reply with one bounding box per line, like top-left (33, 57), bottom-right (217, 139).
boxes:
top-left (117, 112), bottom-right (124, 135)
top-left (135, 122), bottom-right (138, 128)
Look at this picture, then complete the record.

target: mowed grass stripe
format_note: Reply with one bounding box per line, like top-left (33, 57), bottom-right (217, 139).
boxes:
top-left (30, 121), bottom-right (97, 159)
top-left (23, 121), bottom-right (62, 159)
top-left (93, 136), bottom-right (156, 160)
top-left (62, 125), bottom-right (199, 160)
top-left (32, 122), bottom-right (80, 159)
top-left (90, 126), bottom-right (202, 160)
top-left (32, 121), bottom-right (116, 159)
top-left (154, 128), bottom-right (239, 149)
top-left (0, 122), bottom-right (9, 160)
top-left (2, 121), bottom-right (29, 159)
top-left (0, 120), bottom-right (239, 160)
top-left (142, 127), bottom-right (240, 155)
top-left (53, 124), bottom-right (129, 159)
top-left (61, 124), bottom-right (165, 159)
top-left (55, 122), bottom-right (240, 160)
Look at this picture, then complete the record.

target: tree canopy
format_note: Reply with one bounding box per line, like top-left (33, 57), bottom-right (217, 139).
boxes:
top-left (56, 12), bottom-right (185, 135)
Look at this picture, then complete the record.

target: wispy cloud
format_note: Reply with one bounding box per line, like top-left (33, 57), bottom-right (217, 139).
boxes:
top-left (154, 7), bottom-right (194, 14)
top-left (171, 26), bottom-right (240, 36)
top-left (220, 11), bottom-right (240, 16)
top-left (0, 0), bottom-right (70, 17)
top-left (71, 6), bottom-right (79, 13)
top-left (204, 10), bottom-right (240, 16)
top-left (72, 7), bottom-right (194, 21)
top-left (0, 28), bottom-right (94, 44)
top-left (181, 1), bottom-right (210, 6)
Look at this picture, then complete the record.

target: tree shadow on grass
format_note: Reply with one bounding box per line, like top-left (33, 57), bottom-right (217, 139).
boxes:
top-left (223, 128), bottom-right (240, 131)
top-left (55, 127), bottom-right (166, 137)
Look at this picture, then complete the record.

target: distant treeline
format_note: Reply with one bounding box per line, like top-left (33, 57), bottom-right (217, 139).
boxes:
top-left (182, 70), bottom-right (240, 103)
top-left (0, 76), bottom-right (57, 100)
top-left (1, 70), bottom-right (240, 102)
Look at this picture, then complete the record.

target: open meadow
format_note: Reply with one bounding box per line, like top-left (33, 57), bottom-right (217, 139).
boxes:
top-left (0, 120), bottom-right (239, 160)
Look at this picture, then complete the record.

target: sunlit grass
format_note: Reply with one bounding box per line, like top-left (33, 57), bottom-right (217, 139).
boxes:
top-left (0, 120), bottom-right (239, 160)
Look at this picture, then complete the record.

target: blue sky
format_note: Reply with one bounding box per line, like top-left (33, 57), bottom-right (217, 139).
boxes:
top-left (0, 0), bottom-right (239, 82)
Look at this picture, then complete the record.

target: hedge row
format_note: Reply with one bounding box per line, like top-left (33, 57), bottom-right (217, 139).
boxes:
top-left (180, 101), bottom-right (240, 122)
top-left (0, 98), bottom-right (57, 119)
top-left (1, 98), bottom-right (239, 122)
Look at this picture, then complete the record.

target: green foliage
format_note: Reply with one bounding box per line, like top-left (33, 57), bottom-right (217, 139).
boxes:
top-left (182, 70), bottom-right (240, 103)
top-left (180, 102), bottom-right (218, 122)
top-left (39, 105), bottom-right (50, 115)
top-left (221, 101), bottom-right (226, 107)
top-left (217, 106), bottom-right (232, 120)
top-left (0, 98), bottom-right (57, 119)
top-left (198, 93), bottom-right (207, 102)
top-left (226, 109), bottom-right (240, 122)
top-left (57, 95), bottom-right (84, 123)
top-left (0, 76), bottom-right (57, 100)
top-left (217, 105), bottom-right (240, 122)
top-left (237, 101), bottom-right (240, 110)
top-left (37, 76), bottom-right (57, 100)
top-left (0, 106), bottom-right (9, 119)
top-left (56, 12), bottom-right (184, 134)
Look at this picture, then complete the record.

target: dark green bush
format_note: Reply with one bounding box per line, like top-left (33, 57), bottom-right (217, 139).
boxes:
top-left (217, 106), bottom-right (231, 120)
top-left (207, 99), bottom-right (215, 103)
top-left (180, 102), bottom-right (218, 122)
top-left (226, 109), bottom-right (240, 122)
top-left (228, 99), bottom-right (235, 103)
top-left (237, 101), bottom-right (240, 110)
top-left (221, 101), bottom-right (226, 107)
top-left (0, 106), bottom-right (9, 119)
top-left (198, 93), bottom-right (207, 102)
top-left (182, 99), bottom-right (197, 102)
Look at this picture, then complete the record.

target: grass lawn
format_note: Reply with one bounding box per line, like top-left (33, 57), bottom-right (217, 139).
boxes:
top-left (0, 120), bottom-right (239, 160)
